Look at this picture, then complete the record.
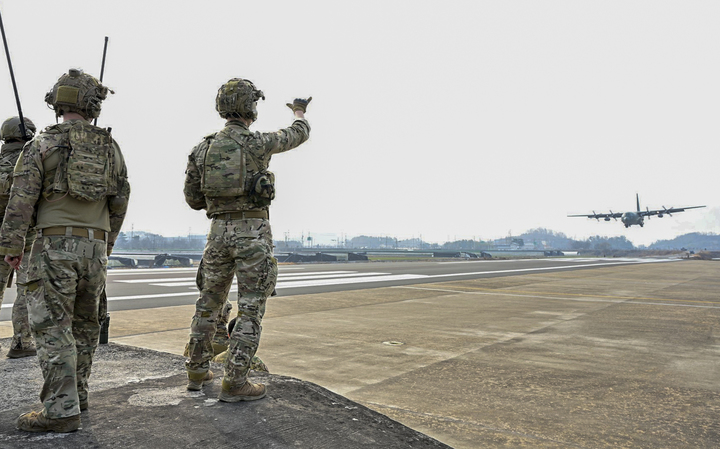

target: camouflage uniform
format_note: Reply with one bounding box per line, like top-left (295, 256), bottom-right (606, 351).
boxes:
top-left (0, 119), bottom-right (130, 419)
top-left (184, 116), bottom-right (310, 390)
top-left (0, 119), bottom-right (37, 355)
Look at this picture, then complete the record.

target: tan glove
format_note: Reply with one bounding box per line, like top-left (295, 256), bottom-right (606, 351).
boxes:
top-left (286, 97), bottom-right (312, 113)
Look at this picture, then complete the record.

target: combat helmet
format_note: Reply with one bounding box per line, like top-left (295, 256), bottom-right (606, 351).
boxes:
top-left (216, 78), bottom-right (265, 121)
top-left (0, 116), bottom-right (35, 142)
top-left (44, 68), bottom-right (112, 120)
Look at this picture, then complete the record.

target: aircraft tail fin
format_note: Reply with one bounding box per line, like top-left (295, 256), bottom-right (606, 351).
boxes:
top-left (636, 193), bottom-right (640, 212)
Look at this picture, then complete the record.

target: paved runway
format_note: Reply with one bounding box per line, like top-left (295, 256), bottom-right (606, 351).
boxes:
top-left (0, 256), bottom-right (681, 319)
top-left (2, 257), bottom-right (717, 448)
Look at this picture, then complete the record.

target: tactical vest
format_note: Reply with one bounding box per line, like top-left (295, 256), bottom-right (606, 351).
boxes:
top-left (200, 130), bottom-right (245, 197)
top-left (0, 142), bottom-right (24, 198)
top-left (200, 128), bottom-right (275, 207)
top-left (50, 122), bottom-right (117, 202)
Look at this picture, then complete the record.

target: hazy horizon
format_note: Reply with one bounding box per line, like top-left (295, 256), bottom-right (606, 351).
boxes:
top-left (1, 1), bottom-right (717, 247)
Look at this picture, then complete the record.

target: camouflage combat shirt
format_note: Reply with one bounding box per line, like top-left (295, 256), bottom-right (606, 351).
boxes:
top-left (184, 118), bottom-right (310, 217)
top-left (0, 141), bottom-right (25, 218)
top-left (0, 119), bottom-right (131, 256)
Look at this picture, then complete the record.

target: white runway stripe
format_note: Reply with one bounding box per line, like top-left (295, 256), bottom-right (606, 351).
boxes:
top-left (149, 272), bottom-right (390, 288)
top-left (114, 271), bottom-right (356, 284)
top-left (93, 273), bottom-right (429, 303)
top-left (107, 266), bottom-right (306, 276)
top-left (275, 274), bottom-right (428, 289)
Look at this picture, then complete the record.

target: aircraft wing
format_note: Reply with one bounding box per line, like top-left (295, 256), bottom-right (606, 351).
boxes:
top-left (567, 212), bottom-right (623, 220)
top-left (642, 205), bottom-right (706, 217)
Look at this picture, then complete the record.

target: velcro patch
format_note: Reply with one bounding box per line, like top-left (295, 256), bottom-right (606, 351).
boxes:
top-left (56, 86), bottom-right (80, 105)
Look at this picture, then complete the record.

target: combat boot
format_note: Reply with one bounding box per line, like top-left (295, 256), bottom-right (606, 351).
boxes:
top-left (187, 370), bottom-right (214, 391)
top-left (218, 378), bottom-right (266, 402)
top-left (6, 341), bottom-right (37, 358)
top-left (16, 411), bottom-right (80, 433)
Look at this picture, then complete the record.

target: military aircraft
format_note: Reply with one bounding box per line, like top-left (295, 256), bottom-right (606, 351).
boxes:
top-left (568, 194), bottom-right (705, 228)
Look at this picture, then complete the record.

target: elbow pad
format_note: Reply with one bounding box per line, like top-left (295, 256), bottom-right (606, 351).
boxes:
top-left (108, 195), bottom-right (128, 212)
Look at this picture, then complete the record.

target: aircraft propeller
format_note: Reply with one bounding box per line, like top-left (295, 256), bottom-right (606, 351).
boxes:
top-left (609, 210), bottom-right (617, 221)
top-left (662, 206), bottom-right (673, 217)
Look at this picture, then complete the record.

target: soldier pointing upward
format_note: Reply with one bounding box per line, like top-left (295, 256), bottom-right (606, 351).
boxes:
top-left (183, 78), bottom-right (310, 401)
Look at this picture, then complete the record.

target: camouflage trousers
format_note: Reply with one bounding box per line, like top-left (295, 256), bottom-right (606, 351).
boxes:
top-left (185, 218), bottom-right (277, 388)
top-left (25, 235), bottom-right (107, 419)
top-left (0, 232), bottom-right (36, 349)
top-left (212, 301), bottom-right (233, 353)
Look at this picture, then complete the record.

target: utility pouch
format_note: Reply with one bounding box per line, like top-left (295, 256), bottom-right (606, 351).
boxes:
top-left (248, 170), bottom-right (275, 207)
top-left (0, 150), bottom-right (18, 197)
top-left (75, 240), bottom-right (95, 259)
top-left (0, 171), bottom-right (11, 197)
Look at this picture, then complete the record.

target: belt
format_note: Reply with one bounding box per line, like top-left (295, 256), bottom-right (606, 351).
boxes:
top-left (213, 211), bottom-right (269, 220)
top-left (41, 226), bottom-right (107, 241)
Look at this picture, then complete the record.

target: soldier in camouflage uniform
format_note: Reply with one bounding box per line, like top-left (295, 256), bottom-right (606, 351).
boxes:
top-left (0, 117), bottom-right (37, 358)
top-left (0, 69), bottom-right (130, 433)
top-left (184, 78), bottom-right (310, 402)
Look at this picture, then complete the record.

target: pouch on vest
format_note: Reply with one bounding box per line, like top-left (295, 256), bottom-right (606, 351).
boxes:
top-left (201, 134), bottom-right (245, 197)
top-left (0, 150), bottom-right (19, 197)
top-left (62, 123), bottom-right (115, 202)
top-left (0, 169), bottom-right (12, 198)
top-left (248, 170), bottom-right (275, 207)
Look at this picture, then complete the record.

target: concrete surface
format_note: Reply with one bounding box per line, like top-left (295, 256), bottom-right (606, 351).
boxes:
top-left (0, 343), bottom-right (448, 449)
top-left (1, 260), bottom-right (719, 448)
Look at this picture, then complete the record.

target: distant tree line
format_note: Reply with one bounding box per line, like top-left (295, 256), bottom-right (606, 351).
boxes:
top-left (114, 232), bottom-right (206, 252)
top-left (112, 229), bottom-right (720, 252)
top-left (649, 232), bottom-right (720, 250)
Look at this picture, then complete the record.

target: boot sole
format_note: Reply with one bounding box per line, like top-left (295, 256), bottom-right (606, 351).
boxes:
top-left (187, 373), bottom-right (214, 391)
top-left (218, 390), bottom-right (267, 402)
top-left (6, 350), bottom-right (37, 358)
top-left (16, 414), bottom-right (80, 433)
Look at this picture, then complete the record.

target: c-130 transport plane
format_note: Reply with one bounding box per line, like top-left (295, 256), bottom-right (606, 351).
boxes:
top-left (568, 194), bottom-right (705, 228)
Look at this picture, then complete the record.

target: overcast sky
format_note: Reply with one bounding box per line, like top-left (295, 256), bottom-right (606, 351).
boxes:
top-left (0, 1), bottom-right (717, 246)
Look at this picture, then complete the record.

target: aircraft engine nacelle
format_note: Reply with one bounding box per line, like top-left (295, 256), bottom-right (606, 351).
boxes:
top-left (658, 214), bottom-right (664, 218)
top-left (604, 217), bottom-right (611, 221)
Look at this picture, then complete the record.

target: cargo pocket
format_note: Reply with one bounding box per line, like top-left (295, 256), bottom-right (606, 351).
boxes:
top-left (26, 280), bottom-right (52, 332)
top-left (262, 256), bottom-right (278, 297)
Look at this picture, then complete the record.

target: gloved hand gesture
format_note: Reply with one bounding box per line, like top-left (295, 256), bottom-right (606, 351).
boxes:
top-left (286, 97), bottom-right (312, 113)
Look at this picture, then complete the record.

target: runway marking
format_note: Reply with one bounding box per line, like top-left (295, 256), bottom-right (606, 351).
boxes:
top-left (436, 259), bottom-right (554, 265)
top-left (396, 286), bottom-right (720, 309)
top-left (108, 267), bottom-right (198, 275)
top-left (85, 273), bottom-right (430, 304)
top-left (437, 257), bottom-right (673, 265)
top-left (107, 266), bottom-right (306, 276)
top-left (113, 271), bottom-right (358, 284)
top-left (424, 259), bottom-right (678, 280)
top-left (149, 272), bottom-right (393, 288)
top-left (275, 274), bottom-right (428, 289)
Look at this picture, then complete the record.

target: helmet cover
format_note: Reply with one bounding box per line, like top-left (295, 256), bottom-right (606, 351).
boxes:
top-left (0, 116), bottom-right (36, 141)
top-left (45, 68), bottom-right (113, 119)
top-left (216, 78), bottom-right (265, 121)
